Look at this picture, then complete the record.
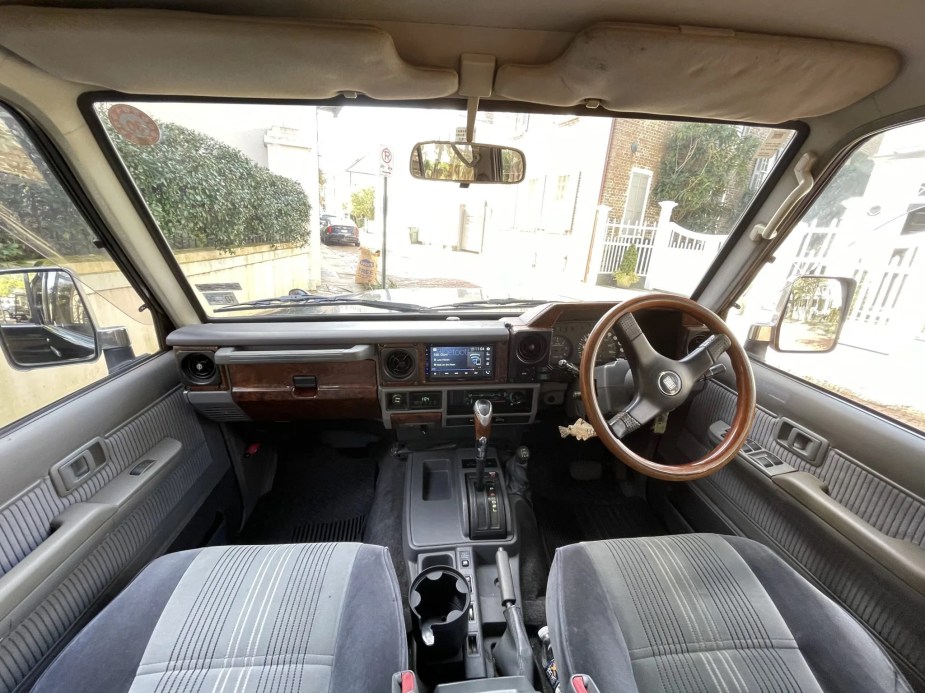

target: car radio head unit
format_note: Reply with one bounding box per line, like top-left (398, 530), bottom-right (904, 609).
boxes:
top-left (426, 345), bottom-right (494, 381)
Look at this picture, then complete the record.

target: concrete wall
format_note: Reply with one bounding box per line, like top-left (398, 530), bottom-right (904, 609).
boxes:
top-left (0, 244), bottom-right (310, 429)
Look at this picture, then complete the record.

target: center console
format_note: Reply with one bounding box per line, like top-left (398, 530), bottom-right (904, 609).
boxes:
top-left (403, 398), bottom-right (536, 687)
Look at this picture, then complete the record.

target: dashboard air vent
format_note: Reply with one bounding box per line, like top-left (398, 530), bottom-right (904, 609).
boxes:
top-left (383, 348), bottom-right (416, 380)
top-left (515, 333), bottom-right (549, 365)
top-left (180, 352), bottom-right (218, 385)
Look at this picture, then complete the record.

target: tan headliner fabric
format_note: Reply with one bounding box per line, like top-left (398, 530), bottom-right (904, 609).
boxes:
top-left (0, 7), bottom-right (458, 99)
top-left (494, 23), bottom-right (901, 123)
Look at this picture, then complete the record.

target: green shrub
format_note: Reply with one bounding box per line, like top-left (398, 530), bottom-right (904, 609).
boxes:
top-left (614, 244), bottom-right (639, 287)
top-left (99, 112), bottom-right (311, 254)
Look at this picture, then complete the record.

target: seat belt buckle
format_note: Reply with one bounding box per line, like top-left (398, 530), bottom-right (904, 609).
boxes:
top-left (571, 674), bottom-right (603, 693)
top-left (392, 670), bottom-right (420, 693)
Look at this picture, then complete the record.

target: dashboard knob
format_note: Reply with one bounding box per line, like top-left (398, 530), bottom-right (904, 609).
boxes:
top-left (509, 390), bottom-right (527, 405)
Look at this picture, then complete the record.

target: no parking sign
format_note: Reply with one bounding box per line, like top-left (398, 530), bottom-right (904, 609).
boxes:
top-left (379, 145), bottom-right (393, 177)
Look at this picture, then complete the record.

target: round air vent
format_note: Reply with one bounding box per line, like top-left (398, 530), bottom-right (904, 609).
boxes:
top-left (383, 348), bottom-right (416, 380)
top-left (687, 333), bottom-right (709, 354)
top-left (516, 333), bottom-right (548, 365)
top-left (181, 352), bottom-right (217, 384)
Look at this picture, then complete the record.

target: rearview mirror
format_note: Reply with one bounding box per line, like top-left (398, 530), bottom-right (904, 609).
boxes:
top-left (410, 141), bottom-right (525, 184)
top-left (0, 267), bottom-right (99, 368)
top-left (772, 275), bottom-right (856, 353)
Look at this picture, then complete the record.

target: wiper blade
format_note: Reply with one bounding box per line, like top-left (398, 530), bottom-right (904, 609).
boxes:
top-left (424, 298), bottom-right (550, 311)
top-left (215, 293), bottom-right (425, 313)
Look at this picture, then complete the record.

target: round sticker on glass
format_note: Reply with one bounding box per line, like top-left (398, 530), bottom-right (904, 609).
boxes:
top-left (107, 104), bottom-right (160, 146)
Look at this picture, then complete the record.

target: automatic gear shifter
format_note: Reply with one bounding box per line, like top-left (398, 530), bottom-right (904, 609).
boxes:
top-left (467, 399), bottom-right (506, 539)
top-left (473, 399), bottom-right (493, 492)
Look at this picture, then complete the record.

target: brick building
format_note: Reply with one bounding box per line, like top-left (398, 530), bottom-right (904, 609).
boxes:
top-left (599, 119), bottom-right (676, 228)
top-left (599, 119), bottom-right (793, 233)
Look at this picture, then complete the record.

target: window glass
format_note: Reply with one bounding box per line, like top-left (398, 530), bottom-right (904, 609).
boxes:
top-left (94, 101), bottom-right (794, 316)
top-left (0, 106), bottom-right (159, 429)
top-left (729, 121), bottom-right (925, 431)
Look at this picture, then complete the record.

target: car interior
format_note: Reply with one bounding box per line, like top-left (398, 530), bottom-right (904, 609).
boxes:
top-left (0, 2), bottom-right (923, 692)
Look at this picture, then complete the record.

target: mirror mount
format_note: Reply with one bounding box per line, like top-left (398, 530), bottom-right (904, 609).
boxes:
top-left (98, 326), bottom-right (136, 373)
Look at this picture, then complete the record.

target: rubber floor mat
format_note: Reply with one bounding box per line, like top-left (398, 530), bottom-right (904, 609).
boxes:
top-left (238, 441), bottom-right (377, 545)
top-left (534, 495), bottom-right (665, 566)
top-left (291, 515), bottom-right (367, 543)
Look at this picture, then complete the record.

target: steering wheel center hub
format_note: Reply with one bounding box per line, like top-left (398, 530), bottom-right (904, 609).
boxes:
top-left (657, 370), bottom-right (683, 396)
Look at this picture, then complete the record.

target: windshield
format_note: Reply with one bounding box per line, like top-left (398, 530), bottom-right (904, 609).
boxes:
top-left (94, 101), bottom-right (794, 317)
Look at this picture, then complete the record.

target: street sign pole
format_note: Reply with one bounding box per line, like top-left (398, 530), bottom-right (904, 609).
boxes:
top-left (381, 175), bottom-right (388, 289)
top-left (379, 145), bottom-right (393, 290)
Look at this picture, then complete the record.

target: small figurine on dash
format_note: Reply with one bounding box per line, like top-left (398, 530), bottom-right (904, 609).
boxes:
top-left (558, 418), bottom-right (597, 441)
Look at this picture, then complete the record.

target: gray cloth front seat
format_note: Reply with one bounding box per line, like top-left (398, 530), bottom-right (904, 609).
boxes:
top-left (547, 534), bottom-right (911, 692)
top-left (32, 543), bottom-right (407, 693)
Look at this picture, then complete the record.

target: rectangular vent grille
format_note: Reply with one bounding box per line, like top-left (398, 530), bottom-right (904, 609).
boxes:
top-left (291, 515), bottom-right (367, 543)
top-left (196, 404), bottom-right (250, 422)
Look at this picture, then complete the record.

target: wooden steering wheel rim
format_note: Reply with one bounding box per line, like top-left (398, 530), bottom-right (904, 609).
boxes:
top-left (579, 294), bottom-right (756, 481)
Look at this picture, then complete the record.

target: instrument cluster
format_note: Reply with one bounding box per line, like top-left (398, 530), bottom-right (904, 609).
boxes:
top-left (549, 321), bottom-right (624, 366)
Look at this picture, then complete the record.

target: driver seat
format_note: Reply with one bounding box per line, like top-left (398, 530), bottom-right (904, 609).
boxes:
top-left (547, 534), bottom-right (911, 692)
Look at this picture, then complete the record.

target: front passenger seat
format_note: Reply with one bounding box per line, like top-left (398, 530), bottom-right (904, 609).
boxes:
top-left (547, 534), bottom-right (911, 692)
top-left (33, 543), bottom-right (407, 693)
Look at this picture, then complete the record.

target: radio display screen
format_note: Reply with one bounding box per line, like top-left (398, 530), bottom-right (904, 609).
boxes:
top-left (428, 345), bottom-right (494, 380)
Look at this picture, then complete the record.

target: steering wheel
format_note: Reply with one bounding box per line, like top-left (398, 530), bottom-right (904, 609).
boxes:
top-left (579, 294), bottom-right (756, 481)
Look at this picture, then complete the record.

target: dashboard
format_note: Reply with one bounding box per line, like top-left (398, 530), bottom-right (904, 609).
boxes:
top-left (168, 302), bottom-right (699, 429)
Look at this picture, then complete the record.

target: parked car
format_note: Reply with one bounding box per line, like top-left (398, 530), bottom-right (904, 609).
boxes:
top-left (320, 217), bottom-right (361, 246)
top-left (319, 212), bottom-right (337, 229)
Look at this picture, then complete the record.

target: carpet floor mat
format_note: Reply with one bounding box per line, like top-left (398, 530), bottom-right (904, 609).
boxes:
top-left (238, 437), bottom-right (378, 545)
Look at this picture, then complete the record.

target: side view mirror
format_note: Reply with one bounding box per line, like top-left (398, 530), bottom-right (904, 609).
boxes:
top-left (0, 267), bottom-right (134, 372)
top-left (745, 275), bottom-right (855, 358)
top-left (410, 141), bottom-right (525, 184)
top-left (772, 275), bottom-right (856, 353)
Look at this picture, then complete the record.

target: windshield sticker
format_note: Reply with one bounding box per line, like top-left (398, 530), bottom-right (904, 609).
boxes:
top-left (195, 282), bottom-right (243, 292)
top-left (202, 291), bottom-right (239, 306)
top-left (107, 104), bottom-right (161, 146)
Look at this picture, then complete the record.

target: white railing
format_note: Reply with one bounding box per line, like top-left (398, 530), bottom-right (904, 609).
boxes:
top-left (599, 221), bottom-right (657, 277)
top-left (594, 201), bottom-right (728, 294)
top-left (775, 221), bottom-right (924, 351)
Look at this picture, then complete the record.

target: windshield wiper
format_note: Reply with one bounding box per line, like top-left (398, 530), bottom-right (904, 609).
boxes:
top-left (424, 298), bottom-right (550, 311)
top-left (215, 293), bottom-right (425, 314)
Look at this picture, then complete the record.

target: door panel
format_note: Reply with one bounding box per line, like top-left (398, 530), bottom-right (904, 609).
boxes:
top-left (669, 366), bottom-right (925, 689)
top-left (0, 354), bottom-right (229, 692)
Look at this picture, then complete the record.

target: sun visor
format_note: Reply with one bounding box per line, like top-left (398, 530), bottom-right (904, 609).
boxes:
top-left (494, 23), bottom-right (901, 123)
top-left (0, 7), bottom-right (458, 99)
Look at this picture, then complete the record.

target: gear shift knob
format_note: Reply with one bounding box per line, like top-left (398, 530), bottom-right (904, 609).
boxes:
top-left (474, 399), bottom-right (493, 442)
top-left (474, 399), bottom-right (493, 492)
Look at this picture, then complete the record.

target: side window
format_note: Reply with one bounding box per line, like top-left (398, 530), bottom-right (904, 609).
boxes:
top-left (729, 120), bottom-right (925, 432)
top-left (0, 106), bottom-right (159, 429)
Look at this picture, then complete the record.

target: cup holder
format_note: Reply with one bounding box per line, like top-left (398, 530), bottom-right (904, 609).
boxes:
top-left (409, 566), bottom-right (471, 657)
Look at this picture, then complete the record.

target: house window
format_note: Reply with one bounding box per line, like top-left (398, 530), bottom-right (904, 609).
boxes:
top-left (749, 156), bottom-right (772, 191)
top-left (513, 113), bottom-right (530, 139)
top-left (555, 175), bottom-right (569, 201)
top-left (621, 169), bottom-right (652, 227)
top-left (901, 204), bottom-right (925, 235)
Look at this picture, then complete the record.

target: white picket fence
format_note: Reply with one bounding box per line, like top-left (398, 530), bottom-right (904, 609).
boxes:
top-left (596, 201), bottom-right (728, 294)
top-left (599, 222), bottom-right (656, 279)
top-left (777, 222), bottom-right (924, 349)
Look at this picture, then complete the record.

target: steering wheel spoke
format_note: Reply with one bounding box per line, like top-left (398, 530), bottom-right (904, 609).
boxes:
top-left (612, 313), bottom-right (658, 372)
top-left (608, 397), bottom-right (661, 439)
top-left (678, 333), bottom-right (731, 381)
